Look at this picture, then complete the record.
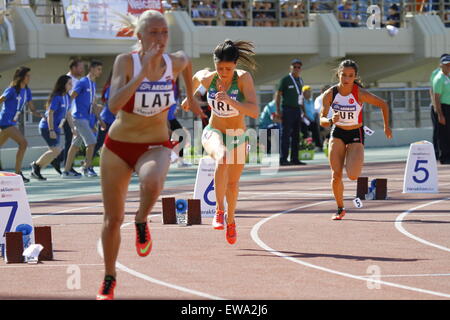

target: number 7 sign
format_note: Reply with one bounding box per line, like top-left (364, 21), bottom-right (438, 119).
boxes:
top-left (0, 173), bottom-right (34, 256)
top-left (0, 201), bottom-right (19, 237)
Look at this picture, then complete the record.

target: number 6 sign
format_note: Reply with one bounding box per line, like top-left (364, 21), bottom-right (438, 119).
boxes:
top-left (403, 141), bottom-right (439, 193)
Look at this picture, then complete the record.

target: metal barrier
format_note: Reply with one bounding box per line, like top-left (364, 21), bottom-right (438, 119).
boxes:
top-left (5, 0), bottom-right (449, 27)
top-left (15, 86), bottom-right (433, 148)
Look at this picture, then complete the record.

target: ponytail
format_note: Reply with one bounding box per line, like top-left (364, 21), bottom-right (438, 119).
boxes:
top-left (213, 39), bottom-right (257, 71)
top-left (115, 10), bottom-right (166, 51)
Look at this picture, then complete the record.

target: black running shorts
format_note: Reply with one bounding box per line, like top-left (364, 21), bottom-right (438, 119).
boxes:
top-left (330, 125), bottom-right (365, 145)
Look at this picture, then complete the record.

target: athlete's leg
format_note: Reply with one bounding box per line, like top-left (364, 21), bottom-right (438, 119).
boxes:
top-left (214, 162), bottom-right (228, 212)
top-left (100, 147), bottom-right (133, 278)
top-left (328, 137), bottom-right (346, 208)
top-left (224, 163), bottom-right (244, 224)
top-left (224, 142), bottom-right (246, 224)
top-left (134, 147), bottom-right (171, 223)
top-left (5, 126), bottom-right (28, 173)
top-left (202, 129), bottom-right (228, 212)
top-left (202, 129), bottom-right (226, 162)
top-left (345, 143), bottom-right (364, 181)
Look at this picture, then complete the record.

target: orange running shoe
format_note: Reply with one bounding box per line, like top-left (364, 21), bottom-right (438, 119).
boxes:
top-left (331, 208), bottom-right (346, 220)
top-left (226, 222), bottom-right (237, 244)
top-left (96, 275), bottom-right (116, 300)
top-left (135, 221), bottom-right (152, 257)
top-left (212, 209), bottom-right (225, 230)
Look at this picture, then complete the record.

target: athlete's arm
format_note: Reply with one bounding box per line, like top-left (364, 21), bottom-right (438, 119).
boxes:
top-left (319, 90), bottom-right (336, 127)
top-left (360, 90), bottom-right (393, 139)
top-left (181, 70), bottom-right (213, 115)
top-left (109, 44), bottom-right (162, 114)
top-left (0, 96), bottom-right (6, 104)
top-left (191, 69), bottom-right (211, 100)
top-left (171, 51), bottom-right (205, 118)
top-left (215, 71), bottom-right (258, 119)
top-left (108, 54), bottom-right (142, 114)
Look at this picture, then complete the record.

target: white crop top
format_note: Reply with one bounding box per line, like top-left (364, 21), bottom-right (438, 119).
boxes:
top-left (330, 84), bottom-right (363, 126)
top-left (122, 53), bottom-right (176, 117)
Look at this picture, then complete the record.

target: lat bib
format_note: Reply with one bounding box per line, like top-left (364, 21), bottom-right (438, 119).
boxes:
top-left (134, 81), bottom-right (175, 117)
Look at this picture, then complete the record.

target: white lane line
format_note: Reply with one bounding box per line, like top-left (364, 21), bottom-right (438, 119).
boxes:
top-left (359, 273), bottom-right (450, 278)
top-left (395, 198), bottom-right (450, 253)
top-left (0, 263), bottom-right (103, 269)
top-left (96, 217), bottom-right (224, 301)
top-left (251, 201), bottom-right (450, 298)
top-left (33, 204), bottom-right (104, 219)
top-left (409, 214), bottom-right (450, 217)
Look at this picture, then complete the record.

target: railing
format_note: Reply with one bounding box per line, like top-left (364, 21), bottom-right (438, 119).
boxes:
top-left (185, 0), bottom-right (449, 28)
top-left (364, 87), bottom-right (432, 129)
top-left (14, 86), bottom-right (432, 147)
top-left (256, 87), bottom-right (433, 130)
top-left (5, 0), bottom-right (449, 27)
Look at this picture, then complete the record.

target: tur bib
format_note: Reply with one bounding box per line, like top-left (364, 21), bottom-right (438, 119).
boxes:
top-left (330, 84), bottom-right (363, 127)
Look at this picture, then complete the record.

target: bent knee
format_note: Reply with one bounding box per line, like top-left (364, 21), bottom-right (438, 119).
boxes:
top-left (347, 174), bottom-right (359, 181)
top-left (332, 171), bottom-right (343, 181)
top-left (18, 140), bottom-right (28, 149)
top-left (140, 178), bottom-right (164, 196)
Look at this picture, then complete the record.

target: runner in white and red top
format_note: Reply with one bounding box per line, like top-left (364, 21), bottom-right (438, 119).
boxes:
top-left (96, 9), bottom-right (204, 300)
top-left (320, 59), bottom-right (393, 221)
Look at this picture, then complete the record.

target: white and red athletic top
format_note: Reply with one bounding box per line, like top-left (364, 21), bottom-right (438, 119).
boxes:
top-left (122, 52), bottom-right (176, 117)
top-left (330, 84), bottom-right (363, 127)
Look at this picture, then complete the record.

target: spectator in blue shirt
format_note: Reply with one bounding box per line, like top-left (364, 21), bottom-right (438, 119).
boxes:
top-left (385, 3), bottom-right (400, 28)
top-left (63, 60), bottom-right (103, 178)
top-left (337, 0), bottom-right (359, 27)
top-left (31, 75), bottom-right (75, 180)
top-left (51, 58), bottom-right (86, 175)
top-left (0, 66), bottom-right (41, 182)
top-left (94, 72), bottom-right (115, 158)
top-left (259, 95), bottom-right (281, 154)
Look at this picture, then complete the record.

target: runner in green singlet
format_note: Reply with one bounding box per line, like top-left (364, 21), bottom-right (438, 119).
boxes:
top-left (183, 39), bottom-right (258, 245)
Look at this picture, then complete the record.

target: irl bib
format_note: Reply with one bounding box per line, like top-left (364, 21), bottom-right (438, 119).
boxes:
top-left (207, 72), bottom-right (243, 118)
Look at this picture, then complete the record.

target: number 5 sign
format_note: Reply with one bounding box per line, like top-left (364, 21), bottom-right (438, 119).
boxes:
top-left (403, 141), bottom-right (439, 193)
